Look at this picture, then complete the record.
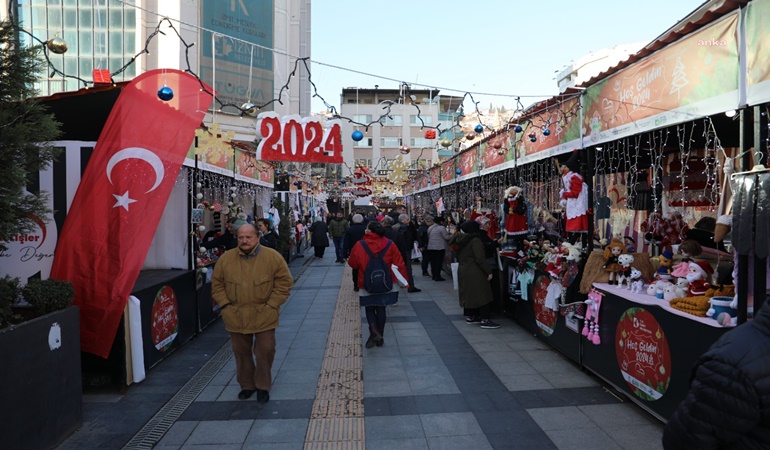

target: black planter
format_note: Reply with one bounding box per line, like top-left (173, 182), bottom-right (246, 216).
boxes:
top-left (0, 306), bottom-right (82, 449)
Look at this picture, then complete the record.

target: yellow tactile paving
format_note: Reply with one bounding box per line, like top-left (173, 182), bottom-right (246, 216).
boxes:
top-left (304, 267), bottom-right (366, 449)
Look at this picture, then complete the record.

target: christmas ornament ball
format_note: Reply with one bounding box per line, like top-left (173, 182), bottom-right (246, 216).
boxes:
top-left (440, 138), bottom-right (452, 148)
top-left (497, 149), bottom-right (506, 155)
top-left (293, 181), bottom-right (299, 186)
top-left (465, 132), bottom-right (476, 140)
top-left (399, 146), bottom-right (411, 155)
top-left (352, 130), bottom-right (364, 141)
top-left (47, 37), bottom-right (69, 54)
top-left (530, 137), bottom-right (537, 142)
top-left (201, 267), bottom-right (208, 274)
top-left (198, 225), bottom-right (206, 232)
top-left (340, 179), bottom-right (346, 184)
top-left (493, 141), bottom-right (503, 149)
top-left (455, 169), bottom-right (462, 175)
top-left (157, 85), bottom-right (174, 101)
top-left (196, 193), bottom-right (203, 200)
top-left (474, 124), bottom-right (483, 133)
top-left (543, 129), bottom-right (551, 136)
top-left (514, 124), bottom-right (523, 133)
top-left (196, 182), bottom-right (202, 188)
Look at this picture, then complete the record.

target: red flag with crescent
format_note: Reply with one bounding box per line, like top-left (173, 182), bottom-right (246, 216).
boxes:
top-left (50, 69), bottom-right (212, 358)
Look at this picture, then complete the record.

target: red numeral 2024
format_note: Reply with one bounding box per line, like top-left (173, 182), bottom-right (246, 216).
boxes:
top-left (257, 113), bottom-right (342, 162)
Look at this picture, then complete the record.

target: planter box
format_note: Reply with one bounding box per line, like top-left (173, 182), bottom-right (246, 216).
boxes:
top-left (0, 306), bottom-right (82, 450)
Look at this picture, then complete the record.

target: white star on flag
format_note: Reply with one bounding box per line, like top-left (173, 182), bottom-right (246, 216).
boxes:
top-left (113, 191), bottom-right (137, 211)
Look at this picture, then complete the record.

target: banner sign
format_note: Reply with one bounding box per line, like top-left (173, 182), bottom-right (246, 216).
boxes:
top-left (459, 146), bottom-right (478, 175)
top-left (746, 0), bottom-right (770, 105)
top-left (441, 159), bottom-right (455, 183)
top-left (256, 112), bottom-right (343, 163)
top-left (582, 12), bottom-right (739, 147)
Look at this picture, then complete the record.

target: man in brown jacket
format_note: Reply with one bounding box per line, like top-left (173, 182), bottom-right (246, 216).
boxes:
top-left (211, 223), bottom-right (294, 403)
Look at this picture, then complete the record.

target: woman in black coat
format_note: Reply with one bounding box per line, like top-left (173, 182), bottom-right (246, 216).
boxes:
top-left (308, 217), bottom-right (330, 258)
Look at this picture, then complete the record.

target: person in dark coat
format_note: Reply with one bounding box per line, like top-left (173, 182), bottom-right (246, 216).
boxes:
top-left (308, 217), bottom-right (330, 258)
top-left (449, 220), bottom-right (499, 329)
top-left (393, 213), bottom-right (421, 292)
top-left (344, 214), bottom-right (367, 290)
top-left (256, 218), bottom-right (278, 250)
top-left (662, 301), bottom-right (770, 449)
top-left (417, 217), bottom-right (430, 277)
top-left (203, 218), bottom-right (240, 251)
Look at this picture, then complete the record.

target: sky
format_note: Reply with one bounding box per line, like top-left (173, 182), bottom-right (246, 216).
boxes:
top-left (309, 0), bottom-right (706, 114)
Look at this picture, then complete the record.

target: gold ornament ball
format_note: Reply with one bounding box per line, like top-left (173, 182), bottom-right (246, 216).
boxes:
top-left (497, 149), bottom-right (506, 155)
top-left (47, 37), bottom-right (68, 54)
top-left (440, 139), bottom-right (452, 148)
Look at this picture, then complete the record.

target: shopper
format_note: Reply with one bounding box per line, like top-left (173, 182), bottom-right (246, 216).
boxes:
top-left (211, 224), bottom-right (294, 403)
top-left (255, 218), bottom-right (278, 250)
top-left (426, 215), bottom-right (450, 281)
top-left (662, 300), bottom-right (770, 449)
top-left (393, 213), bottom-right (421, 293)
top-left (328, 211), bottom-right (349, 263)
top-left (347, 221), bottom-right (408, 348)
top-left (203, 218), bottom-right (242, 251)
top-left (450, 220), bottom-right (500, 329)
top-left (417, 216), bottom-right (430, 277)
top-left (344, 214), bottom-right (367, 291)
top-left (308, 217), bottom-right (330, 258)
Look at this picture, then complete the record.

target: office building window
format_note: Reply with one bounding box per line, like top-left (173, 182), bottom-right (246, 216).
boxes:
top-left (409, 115), bottom-right (433, 126)
top-left (379, 115), bottom-right (402, 126)
top-left (352, 115), bottom-right (372, 124)
top-left (409, 138), bottom-right (433, 148)
top-left (380, 137), bottom-right (402, 148)
top-left (353, 138), bottom-right (373, 147)
top-left (354, 159), bottom-right (372, 169)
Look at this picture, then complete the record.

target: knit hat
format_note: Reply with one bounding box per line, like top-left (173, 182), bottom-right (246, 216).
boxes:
top-left (352, 214), bottom-right (364, 224)
top-left (689, 261), bottom-right (713, 278)
top-left (460, 220), bottom-right (480, 234)
top-left (233, 219), bottom-right (248, 230)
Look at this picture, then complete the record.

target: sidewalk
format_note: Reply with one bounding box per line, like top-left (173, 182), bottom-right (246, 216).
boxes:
top-left (57, 251), bottom-right (664, 449)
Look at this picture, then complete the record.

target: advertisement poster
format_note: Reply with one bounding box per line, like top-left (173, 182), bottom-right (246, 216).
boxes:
top-left (746, 0), bottom-right (770, 105)
top-left (483, 140), bottom-right (507, 170)
top-left (151, 285), bottom-right (179, 352)
top-left (517, 96), bottom-right (583, 164)
top-left (532, 274), bottom-right (557, 336)
top-left (441, 159), bottom-right (455, 183)
top-left (615, 307), bottom-right (672, 401)
top-left (459, 147), bottom-right (478, 175)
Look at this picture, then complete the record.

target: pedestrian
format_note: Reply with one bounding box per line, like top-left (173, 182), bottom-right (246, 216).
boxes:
top-left (203, 217), bottom-right (242, 251)
top-left (393, 213), bottom-right (421, 293)
top-left (426, 215), bottom-right (451, 281)
top-left (211, 223), bottom-right (294, 403)
top-left (344, 214), bottom-right (367, 291)
top-left (328, 211), bottom-right (349, 263)
top-left (255, 218), bottom-right (278, 250)
top-left (450, 220), bottom-right (500, 329)
top-left (662, 300), bottom-right (770, 449)
top-left (308, 216), bottom-right (330, 258)
top-left (417, 216), bottom-right (430, 277)
top-left (347, 221), bottom-right (408, 348)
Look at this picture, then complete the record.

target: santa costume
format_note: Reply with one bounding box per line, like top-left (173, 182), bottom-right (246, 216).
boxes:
top-left (560, 151), bottom-right (589, 233)
top-left (687, 261), bottom-right (713, 296)
top-left (503, 186), bottom-right (528, 238)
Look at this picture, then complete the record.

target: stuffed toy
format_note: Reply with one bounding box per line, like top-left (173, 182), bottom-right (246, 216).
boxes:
top-left (656, 250), bottom-right (674, 280)
top-left (687, 261), bottom-right (713, 296)
top-left (603, 239), bottom-right (627, 285)
top-left (616, 253), bottom-right (635, 287)
top-left (675, 277), bottom-right (690, 298)
top-left (629, 268), bottom-right (645, 293)
top-left (663, 283), bottom-right (679, 302)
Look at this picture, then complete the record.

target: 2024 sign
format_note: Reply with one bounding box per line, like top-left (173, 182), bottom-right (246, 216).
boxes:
top-left (257, 112), bottom-right (343, 163)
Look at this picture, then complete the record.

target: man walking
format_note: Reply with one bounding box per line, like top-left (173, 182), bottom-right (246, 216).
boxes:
top-left (328, 211), bottom-right (349, 263)
top-left (393, 213), bottom-right (421, 292)
top-left (211, 223), bottom-right (294, 403)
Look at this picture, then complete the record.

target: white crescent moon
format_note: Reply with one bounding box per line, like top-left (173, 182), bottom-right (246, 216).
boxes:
top-left (106, 147), bottom-right (165, 193)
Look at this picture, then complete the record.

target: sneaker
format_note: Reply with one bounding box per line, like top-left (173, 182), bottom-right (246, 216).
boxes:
top-left (480, 320), bottom-right (500, 329)
top-left (465, 316), bottom-right (482, 324)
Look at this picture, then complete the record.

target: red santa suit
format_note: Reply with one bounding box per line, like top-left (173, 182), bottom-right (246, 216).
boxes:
top-left (503, 191), bottom-right (528, 237)
top-left (560, 170), bottom-right (588, 233)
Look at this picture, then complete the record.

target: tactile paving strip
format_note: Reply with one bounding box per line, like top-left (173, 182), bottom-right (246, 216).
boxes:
top-left (304, 267), bottom-right (365, 449)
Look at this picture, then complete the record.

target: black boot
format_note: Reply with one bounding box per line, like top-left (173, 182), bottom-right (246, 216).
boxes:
top-left (375, 326), bottom-right (384, 347)
top-left (366, 326), bottom-right (381, 349)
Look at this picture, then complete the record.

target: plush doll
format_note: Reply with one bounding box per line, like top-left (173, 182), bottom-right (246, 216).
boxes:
top-left (559, 151), bottom-right (589, 233)
top-left (583, 290), bottom-right (603, 345)
top-left (674, 277), bottom-right (690, 298)
top-left (602, 239), bottom-right (627, 285)
top-left (687, 261), bottom-right (713, 296)
top-left (640, 210), bottom-right (666, 256)
top-left (663, 283), bottom-right (679, 302)
top-left (502, 186), bottom-right (528, 250)
top-left (656, 250), bottom-right (674, 280)
top-left (629, 268), bottom-right (645, 293)
top-left (616, 253), bottom-right (635, 287)
top-left (623, 235), bottom-right (636, 253)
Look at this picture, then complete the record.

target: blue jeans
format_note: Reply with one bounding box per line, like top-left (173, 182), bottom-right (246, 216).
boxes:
top-left (333, 236), bottom-right (344, 260)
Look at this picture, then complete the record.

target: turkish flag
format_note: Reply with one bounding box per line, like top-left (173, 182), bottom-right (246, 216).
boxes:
top-left (50, 69), bottom-right (212, 358)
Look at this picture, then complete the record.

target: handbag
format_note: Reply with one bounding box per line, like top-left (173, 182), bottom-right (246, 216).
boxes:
top-left (411, 242), bottom-right (423, 260)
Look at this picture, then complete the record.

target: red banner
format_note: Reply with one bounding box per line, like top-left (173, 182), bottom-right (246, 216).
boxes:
top-left (50, 69), bottom-right (212, 358)
top-left (257, 113), bottom-right (343, 163)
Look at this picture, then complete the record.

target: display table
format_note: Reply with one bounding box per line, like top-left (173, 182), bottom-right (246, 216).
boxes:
top-left (582, 283), bottom-right (732, 421)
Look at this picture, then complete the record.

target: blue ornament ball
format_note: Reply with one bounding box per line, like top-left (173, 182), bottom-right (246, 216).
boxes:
top-left (157, 86), bottom-right (174, 101)
top-left (276, 170), bottom-right (281, 175)
top-left (455, 169), bottom-right (462, 175)
top-left (514, 124), bottom-right (523, 133)
top-left (543, 129), bottom-right (551, 136)
top-left (293, 181), bottom-right (299, 186)
top-left (352, 130), bottom-right (364, 141)
top-left (530, 137), bottom-right (537, 142)
top-left (474, 124), bottom-right (483, 133)
top-left (340, 179), bottom-right (346, 184)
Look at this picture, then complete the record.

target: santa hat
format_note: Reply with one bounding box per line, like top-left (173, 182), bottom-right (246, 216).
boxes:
top-left (689, 261), bottom-right (713, 278)
top-left (504, 186), bottom-right (522, 197)
top-left (546, 262), bottom-right (562, 278)
top-left (563, 149), bottom-right (582, 172)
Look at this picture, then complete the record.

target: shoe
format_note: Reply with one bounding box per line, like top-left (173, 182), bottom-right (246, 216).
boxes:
top-left (354, 286), bottom-right (360, 292)
top-left (238, 389), bottom-right (256, 400)
top-left (375, 336), bottom-right (384, 347)
top-left (256, 389), bottom-right (270, 403)
top-left (434, 277), bottom-right (446, 282)
top-left (365, 334), bottom-right (377, 349)
top-left (423, 273), bottom-right (430, 277)
top-left (465, 316), bottom-right (482, 324)
top-left (480, 320), bottom-right (501, 329)
top-left (408, 287), bottom-right (422, 293)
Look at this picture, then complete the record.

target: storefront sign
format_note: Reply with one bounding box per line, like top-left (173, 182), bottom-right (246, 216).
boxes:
top-left (582, 12), bottom-right (739, 147)
top-left (151, 285), bottom-right (179, 352)
top-left (532, 274), bottom-right (558, 336)
top-left (0, 209), bottom-right (57, 283)
top-left (746, 0), bottom-right (770, 105)
top-left (615, 307), bottom-right (672, 401)
top-left (257, 113), bottom-right (343, 163)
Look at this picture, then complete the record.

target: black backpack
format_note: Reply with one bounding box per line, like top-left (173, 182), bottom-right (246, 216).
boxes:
top-left (360, 240), bottom-right (393, 294)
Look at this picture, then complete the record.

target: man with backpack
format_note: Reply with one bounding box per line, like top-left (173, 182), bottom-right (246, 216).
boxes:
top-left (347, 221), bottom-right (408, 348)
